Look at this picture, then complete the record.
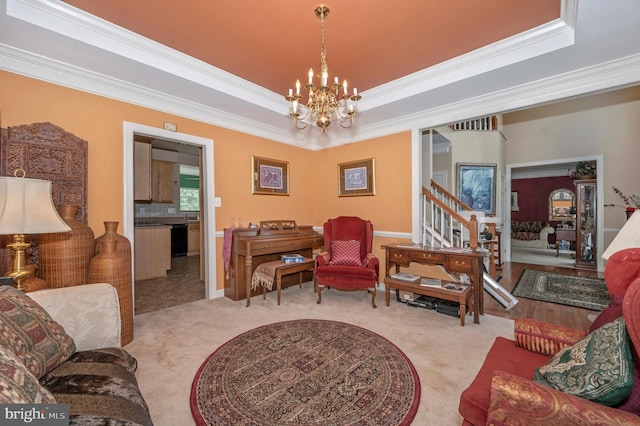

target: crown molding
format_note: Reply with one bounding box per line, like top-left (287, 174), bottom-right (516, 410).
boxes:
top-left (5, 0), bottom-right (282, 111)
top-left (2, 0), bottom-right (638, 151)
top-left (349, 53), bottom-right (640, 144)
top-left (363, 1), bottom-right (576, 110)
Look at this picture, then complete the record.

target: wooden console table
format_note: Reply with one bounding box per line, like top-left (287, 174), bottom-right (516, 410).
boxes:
top-left (382, 244), bottom-right (485, 324)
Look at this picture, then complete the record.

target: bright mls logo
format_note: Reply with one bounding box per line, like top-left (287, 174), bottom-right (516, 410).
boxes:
top-left (1, 404), bottom-right (69, 425)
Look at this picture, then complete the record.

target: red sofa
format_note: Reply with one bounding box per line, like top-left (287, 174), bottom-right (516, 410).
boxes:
top-left (459, 248), bottom-right (640, 425)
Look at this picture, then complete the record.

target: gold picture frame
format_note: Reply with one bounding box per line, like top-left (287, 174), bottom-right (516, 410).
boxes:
top-left (338, 158), bottom-right (376, 197)
top-left (251, 156), bottom-right (289, 195)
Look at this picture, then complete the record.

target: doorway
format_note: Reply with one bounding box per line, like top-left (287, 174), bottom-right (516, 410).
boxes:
top-left (506, 155), bottom-right (604, 271)
top-left (122, 122), bottom-right (217, 310)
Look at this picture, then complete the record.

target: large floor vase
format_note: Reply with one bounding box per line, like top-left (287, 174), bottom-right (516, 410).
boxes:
top-left (39, 204), bottom-right (95, 288)
top-left (89, 238), bottom-right (133, 345)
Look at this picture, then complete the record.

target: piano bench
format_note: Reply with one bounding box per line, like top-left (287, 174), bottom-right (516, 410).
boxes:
top-left (262, 258), bottom-right (315, 305)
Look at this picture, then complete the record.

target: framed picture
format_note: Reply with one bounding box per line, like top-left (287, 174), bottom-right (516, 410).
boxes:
top-left (338, 158), bottom-right (376, 197)
top-left (251, 156), bottom-right (289, 195)
top-left (456, 163), bottom-right (497, 215)
top-left (511, 191), bottom-right (519, 211)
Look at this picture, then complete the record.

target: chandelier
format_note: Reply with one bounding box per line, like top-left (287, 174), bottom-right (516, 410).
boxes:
top-left (285, 5), bottom-right (361, 132)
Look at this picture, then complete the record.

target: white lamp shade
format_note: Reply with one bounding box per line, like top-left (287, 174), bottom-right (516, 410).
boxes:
top-left (0, 176), bottom-right (71, 235)
top-left (602, 210), bottom-right (640, 260)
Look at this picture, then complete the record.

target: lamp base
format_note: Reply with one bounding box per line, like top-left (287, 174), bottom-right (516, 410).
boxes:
top-left (4, 234), bottom-right (33, 292)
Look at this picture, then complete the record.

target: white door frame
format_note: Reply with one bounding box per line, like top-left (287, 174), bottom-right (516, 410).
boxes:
top-left (122, 122), bottom-right (218, 301)
top-left (506, 154), bottom-right (604, 272)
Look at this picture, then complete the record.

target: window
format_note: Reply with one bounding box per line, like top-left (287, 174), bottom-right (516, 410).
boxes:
top-left (180, 165), bottom-right (200, 212)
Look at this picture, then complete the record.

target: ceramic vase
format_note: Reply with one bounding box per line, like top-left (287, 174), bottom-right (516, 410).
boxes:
top-left (39, 204), bottom-right (95, 288)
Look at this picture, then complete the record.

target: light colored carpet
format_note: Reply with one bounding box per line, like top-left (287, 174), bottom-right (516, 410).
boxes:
top-left (511, 246), bottom-right (575, 268)
top-left (125, 283), bottom-right (515, 426)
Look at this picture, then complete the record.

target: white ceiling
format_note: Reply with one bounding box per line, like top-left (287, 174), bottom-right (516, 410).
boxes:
top-left (1, 0), bottom-right (639, 150)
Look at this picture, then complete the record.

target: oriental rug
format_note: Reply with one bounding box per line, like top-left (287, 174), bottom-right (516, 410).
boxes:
top-left (512, 270), bottom-right (610, 311)
top-left (190, 319), bottom-right (420, 426)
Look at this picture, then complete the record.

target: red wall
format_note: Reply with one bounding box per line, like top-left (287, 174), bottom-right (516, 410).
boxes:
top-left (511, 176), bottom-right (574, 224)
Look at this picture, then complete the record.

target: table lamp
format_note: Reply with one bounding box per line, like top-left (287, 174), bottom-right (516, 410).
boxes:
top-left (0, 174), bottom-right (71, 290)
top-left (602, 210), bottom-right (640, 260)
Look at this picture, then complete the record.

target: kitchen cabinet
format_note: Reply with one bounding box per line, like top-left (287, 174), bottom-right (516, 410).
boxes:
top-left (134, 142), bottom-right (175, 203)
top-left (188, 221), bottom-right (200, 256)
top-left (134, 226), bottom-right (171, 280)
top-left (152, 160), bottom-right (175, 203)
top-left (574, 179), bottom-right (597, 269)
top-left (134, 141), bottom-right (152, 201)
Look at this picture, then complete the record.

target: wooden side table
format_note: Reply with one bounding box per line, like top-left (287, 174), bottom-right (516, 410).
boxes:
top-left (555, 228), bottom-right (576, 257)
top-left (382, 244), bottom-right (484, 324)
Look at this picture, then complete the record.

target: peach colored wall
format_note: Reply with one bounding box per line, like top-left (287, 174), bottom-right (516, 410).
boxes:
top-left (311, 132), bottom-right (413, 232)
top-left (0, 71), bottom-right (316, 290)
top-left (0, 71), bottom-right (414, 291)
top-left (311, 133), bottom-right (414, 266)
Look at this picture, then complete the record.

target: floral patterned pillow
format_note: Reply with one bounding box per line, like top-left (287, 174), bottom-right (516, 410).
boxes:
top-left (0, 345), bottom-right (56, 403)
top-left (0, 286), bottom-right (75, 379)
top-left (534, 317), bottom-right (633, 406)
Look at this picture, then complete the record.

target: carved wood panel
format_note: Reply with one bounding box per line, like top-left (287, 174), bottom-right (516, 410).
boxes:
top-left (1, 122), bottom-right (88, 222)
top-left (0, 122), bottom-right (88, 274)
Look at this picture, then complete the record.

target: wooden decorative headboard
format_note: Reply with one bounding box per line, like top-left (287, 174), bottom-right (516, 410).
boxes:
top-left (0, 122), bottom-right (88, 223)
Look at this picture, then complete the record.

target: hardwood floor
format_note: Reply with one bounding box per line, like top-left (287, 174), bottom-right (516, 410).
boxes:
top-left (484, 261), bottom-right (604, 331)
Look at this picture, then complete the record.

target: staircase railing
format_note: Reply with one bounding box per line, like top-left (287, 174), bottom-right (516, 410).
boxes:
top-left (422, 180), bottom-right (477, 249)
top-left (422, 180), bottom-right (518, 310)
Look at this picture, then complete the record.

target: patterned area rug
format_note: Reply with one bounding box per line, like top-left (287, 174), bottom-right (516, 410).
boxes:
top-left (190, 319), bottom-right (420, 425)
top-left (512, 270), bottom-right (610, 311)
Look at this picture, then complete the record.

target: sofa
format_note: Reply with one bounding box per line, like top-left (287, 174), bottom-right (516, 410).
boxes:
top-left (0, 283), bottom-right (152, 425)
top-left (459, 248), bottom-right (640, 425)
top-left (510, 220), bottom-right (555, 249)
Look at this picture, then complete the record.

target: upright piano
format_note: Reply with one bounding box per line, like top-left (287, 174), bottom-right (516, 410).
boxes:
top-left (224, 220), bottom-right (324, 302)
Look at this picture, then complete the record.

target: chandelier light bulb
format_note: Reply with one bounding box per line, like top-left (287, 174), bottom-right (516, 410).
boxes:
top-left (284, 4), bottom-right (360, 132)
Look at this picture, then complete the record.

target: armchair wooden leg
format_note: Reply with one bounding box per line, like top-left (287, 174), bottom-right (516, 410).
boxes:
top-left (317, 285), bottom-right (322, 305)
top-left (370, 288), bottom-right (377, 308)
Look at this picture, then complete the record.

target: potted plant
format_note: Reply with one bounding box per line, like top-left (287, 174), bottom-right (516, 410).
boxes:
top-left (571, 161), bottom-right (596, 179)
top-left (612, 186), bottom-right (640, 219)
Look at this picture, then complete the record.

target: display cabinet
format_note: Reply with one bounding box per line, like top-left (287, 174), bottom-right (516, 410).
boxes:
top-left (574, 179), bottom-right (597, 269)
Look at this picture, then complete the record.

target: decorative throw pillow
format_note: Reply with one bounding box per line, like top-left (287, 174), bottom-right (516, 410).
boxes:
top-left (0, 286), bottom-right (75, 379)
top-left (514, 318), bottom-right (586, 356)
top-left (0, 345), bottom-right (56, 404)
top-left (330, 240), bottom-right (361, 266)
top-left (534, 317), bottom-right (633, 406)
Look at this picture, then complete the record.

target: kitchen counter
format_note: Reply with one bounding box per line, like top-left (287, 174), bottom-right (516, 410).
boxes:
top-left (134, 216), bottom-right (199, 227)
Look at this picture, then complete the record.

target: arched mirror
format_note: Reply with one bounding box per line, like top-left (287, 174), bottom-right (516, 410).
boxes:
top-left (548, 188), bottom-right (576, 221)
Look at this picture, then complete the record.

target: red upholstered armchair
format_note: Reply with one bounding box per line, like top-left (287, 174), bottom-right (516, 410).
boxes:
top-left (315, 216), bottom-right (380, 308)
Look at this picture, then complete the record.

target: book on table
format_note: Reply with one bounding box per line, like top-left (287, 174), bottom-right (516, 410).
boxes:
top-left (390, 272), bottom-right (420, 282)
top-left (281, 254), bottom-right (306, 264)
top-left (420, 278), bottom-right (442, 287)
top-left (442, 283), bottom-right (468, 292)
